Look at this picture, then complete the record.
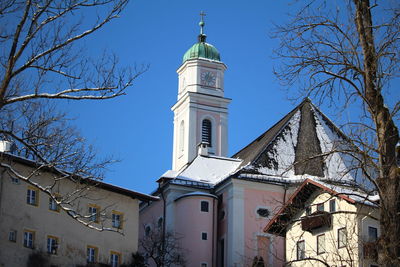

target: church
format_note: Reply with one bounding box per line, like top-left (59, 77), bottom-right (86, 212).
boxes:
top-left (139, 17), bottom-right (366, 267)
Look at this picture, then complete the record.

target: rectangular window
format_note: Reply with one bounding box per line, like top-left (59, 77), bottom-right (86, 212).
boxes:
top-left (23, 230), bottom-right (35, 249)
top-left (27, 187), bottom-right (38, 206)
top-left (297, 240), bottom-right (305, 260)
top-left (317, 234), bottom-right (325, 254)
top-left (88, 205), bottom-right (100, 223)
top-left (202, 232), bottom-right (208, 240)
top-left (11, 177), bottom-right (20, 184)
top-left (305, 206), bottom-right (311, 216)
top-left (317, 203), bottom-right (324, 212)
top-left (338, 228), bottom-right (347, 248)
top-left (368, 226), bottom-right (378, 242)
top-left (87, 246), bottom-right (98, 263)
top-left (201, 201), bottom-right (209, 212)
top-left (201, 263), bottom-right (208, 267)
top-left (9, 230), bottom-right (17, 242)
top-left (112, 211), bottom-right (123, 229)
top-left (110, 251), bottom-right (121, 267)
top-left (49, 196), bottom-right (60, 212)
top-left (47, 236), bottom-right (59, 254)
top-left (329, 199), bottom-right (336, 212)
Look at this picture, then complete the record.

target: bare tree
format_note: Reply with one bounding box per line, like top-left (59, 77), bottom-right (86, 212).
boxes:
top-left (273, 1), bottom-right (399, 265)
top-left (139, 223), bottom-right (186, 267)
top-left (0, 0), bottom-right (146, 230)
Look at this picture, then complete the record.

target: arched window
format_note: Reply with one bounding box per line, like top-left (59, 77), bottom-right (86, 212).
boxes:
top-left (179, 120), bottom-right (185, 153)
top-left (202, 119), bottom-right (212, 147)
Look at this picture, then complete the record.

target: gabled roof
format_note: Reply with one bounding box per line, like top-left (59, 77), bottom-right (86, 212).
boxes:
top-left (233, 98), bottom-right (358, 182)
top-left (264, 179), bottom-right (377, 236)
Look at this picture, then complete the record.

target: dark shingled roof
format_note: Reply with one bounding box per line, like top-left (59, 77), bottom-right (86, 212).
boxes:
top-left (232, 98), bottom-right (350, 178)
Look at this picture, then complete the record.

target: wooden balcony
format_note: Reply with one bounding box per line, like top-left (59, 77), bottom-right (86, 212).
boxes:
top-left (363, 241), bottom-right (378, 260)
top-left (301, 211), bottom-right (332, 232)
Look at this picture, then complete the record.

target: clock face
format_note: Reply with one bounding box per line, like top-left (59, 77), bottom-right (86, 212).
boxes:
top-left (201, 71), bottom-right (216, 87)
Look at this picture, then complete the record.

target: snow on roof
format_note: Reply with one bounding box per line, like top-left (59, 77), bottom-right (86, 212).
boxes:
top-left (176, 155), bottom-right (242, 184)
top-left (174, 191), bottom-right (218, 201)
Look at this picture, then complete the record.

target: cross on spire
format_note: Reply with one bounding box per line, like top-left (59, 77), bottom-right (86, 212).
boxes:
top-left (199, 11), bottom-right (206, 35)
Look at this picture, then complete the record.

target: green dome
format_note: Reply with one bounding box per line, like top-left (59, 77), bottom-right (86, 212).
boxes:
top-left (182, 41), bottom-right (221, 63)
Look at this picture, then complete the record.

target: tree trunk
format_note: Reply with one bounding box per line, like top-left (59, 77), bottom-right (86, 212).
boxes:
top-left (353, 0), bottom-right (400, 265)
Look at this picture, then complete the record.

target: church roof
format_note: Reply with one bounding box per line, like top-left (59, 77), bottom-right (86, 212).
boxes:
top-left (233, 98), bottom-right (358, 182)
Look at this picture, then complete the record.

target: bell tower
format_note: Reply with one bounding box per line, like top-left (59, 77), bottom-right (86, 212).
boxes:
top-left (172, 13), bottom-right (231, 171)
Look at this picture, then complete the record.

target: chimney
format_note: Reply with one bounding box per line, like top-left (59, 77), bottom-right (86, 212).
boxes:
top-left (198, 142), bottom-right (209, 156)
top-left (0, 141), bottom-right (12, 153)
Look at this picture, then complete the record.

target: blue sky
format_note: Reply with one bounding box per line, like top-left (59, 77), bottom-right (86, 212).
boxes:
top-left (64, 0), bottom-right (397, 194)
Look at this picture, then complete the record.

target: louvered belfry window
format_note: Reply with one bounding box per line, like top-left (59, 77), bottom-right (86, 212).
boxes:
top-left (202, 119), bottom-right (212, 147)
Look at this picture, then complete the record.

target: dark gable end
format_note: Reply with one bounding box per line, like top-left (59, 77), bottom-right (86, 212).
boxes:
top-left (293, 100), bottom-right (325, 177)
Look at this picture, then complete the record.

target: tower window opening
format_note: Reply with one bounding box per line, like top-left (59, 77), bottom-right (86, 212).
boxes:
top-left (202, 119), bottom-right (212, 147)
top-left (179, 120), bottom-right (185, 153)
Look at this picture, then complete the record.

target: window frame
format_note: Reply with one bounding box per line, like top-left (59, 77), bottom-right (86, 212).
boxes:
top-left (23, 230), bottom-right (35, 249)
top-left (48, 194), bottom-right (60, 212)
top-left (112, 211), bottom-right (124, 229)
top-left (110, 251), bottom-right (122, 267)
top-left (368, 226), bottom-right (378, 242)
top-left (201, 232), bottom-right (208, 240)
top-left (317, 234), bottom-right (325, 255)
top-left (329, 199), bottom-right (336, 212)
top-left (47, 235), bottom-right (59, 255)
top-left (200, 200), bottom-right (209, 212)
top-left (305, 206), bottom-right (312, 216)
top-left (201, 119), bottom-right (212, 147)
top-left (338, 227), bottom-right (347, 249)
top-left (87, 245), bottom-right (98, 263)
top-left (317, 203), bottom-right (324, 212)
top-left (297, 240), bottom-right (305, 260)
top-left (88, 204), bottom-right (100, 223)
top-left (9, 230), bottom-right (17, 242)
top-left (26, 187), bottom-right (39, 206)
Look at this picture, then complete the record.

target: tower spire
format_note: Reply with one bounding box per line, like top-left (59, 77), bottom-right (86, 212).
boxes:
top-left (198, 11), bottom-right (207, 42)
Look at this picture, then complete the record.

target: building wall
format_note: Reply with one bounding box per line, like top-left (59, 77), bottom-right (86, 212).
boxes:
top-left (285, 191), bottom-right (379, 267)
top-left (218, 179), bottom-right (286, 267)
top-left (0, 161), bottom-right (140, 267)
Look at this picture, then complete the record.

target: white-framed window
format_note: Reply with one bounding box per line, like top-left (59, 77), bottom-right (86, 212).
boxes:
top-left (201, 201), bottom-right (209, 212)
top-left (27, 187), bottom-right (38, 206)
top-left (110, 251), bottom-right (121, 267)
top-left (87, 246), bottom-right (98, 263)
top-left (23, 230), bottom-right (35, 249)
top-left (297, 240), bottom-right (305, 260)
top-left (112, 211), bottom-right (123, 229)
top-left (201, 263), bottom-right (208, 267)
top-left (305, 206), bottom-right (311, 215)
top-left (338, 227), bottom-right (347, 248)
top-left (49, 195), bottom-right (60, 212)
top-left (317, 234), bottom-right (325, 254)
top-left (47, 236), bottom-right (59, 254)
top-left (9, 230), bottom-right (17, 242)
top-left (201, 232), bottom-right (208, 240)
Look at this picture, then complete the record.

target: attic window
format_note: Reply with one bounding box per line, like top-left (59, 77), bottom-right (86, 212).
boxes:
top-left (201, 119), bottom-right (212, 147)
top-left (256, 208), bottom-right (270, 218)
